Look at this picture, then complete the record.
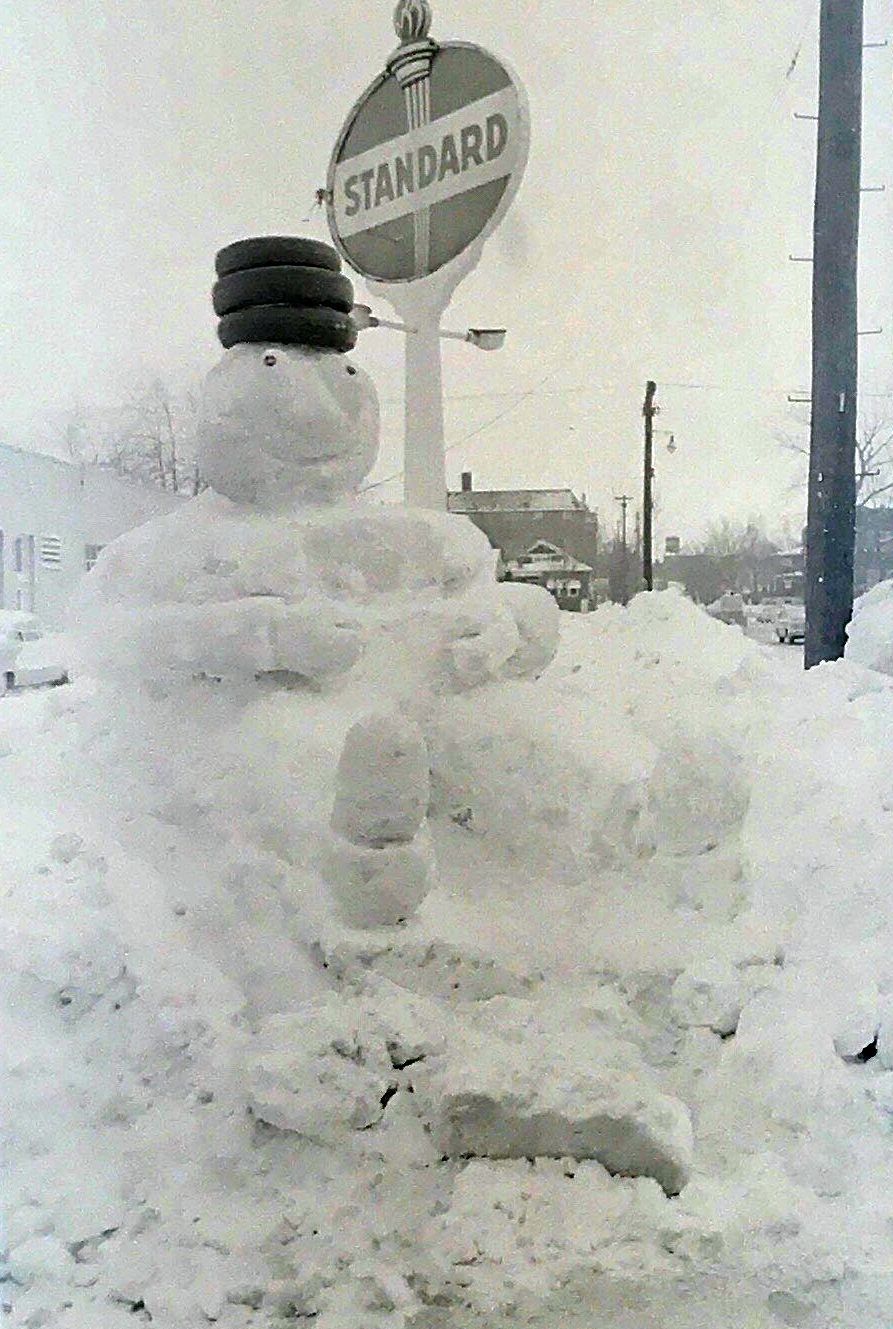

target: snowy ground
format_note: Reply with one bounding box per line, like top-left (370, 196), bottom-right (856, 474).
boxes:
top-left (6, 589), bottom-right (893, 1328)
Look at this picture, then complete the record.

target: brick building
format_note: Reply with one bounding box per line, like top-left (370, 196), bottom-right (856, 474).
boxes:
top-left (446, 472), bottom-right (600, 572)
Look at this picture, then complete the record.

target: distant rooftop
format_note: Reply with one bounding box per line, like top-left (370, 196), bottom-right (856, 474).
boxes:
top-left (0, 439), bottom-right (76, 470)
top-left (447, 471), bottom-right (590, 514)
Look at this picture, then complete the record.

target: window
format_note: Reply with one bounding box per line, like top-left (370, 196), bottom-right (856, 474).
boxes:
top-left (40, 536), bottom-right (62, 567)
top-left (85, 543), bottom-right (104, 572)
top-left (14, 537), bottom-right (24, 574)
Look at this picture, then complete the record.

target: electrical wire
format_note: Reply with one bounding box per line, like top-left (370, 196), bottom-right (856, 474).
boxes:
top-left (360, 361), bottom-right (574, 494)
top-left (375, 380), bottom-right (893, 407)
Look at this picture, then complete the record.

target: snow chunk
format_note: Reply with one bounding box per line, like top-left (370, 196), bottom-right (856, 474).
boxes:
top-left (331, 713), bottom-right (429, 846)
top-left (321, 824), bottom-right (435, 928)
top-left (317, 931), bottom-right (543, 1003)
top-left (647, 731), bottom-right (749, 855)
top-left (246, 987), bottom-right (446, 1140)
top-left (426, 999), bottom-right (693, 1195)
top-left (670, 959), bottom-right (745, 1036)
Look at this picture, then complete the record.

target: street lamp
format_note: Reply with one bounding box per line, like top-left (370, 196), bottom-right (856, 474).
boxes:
top-left (352, 304), bottom-right (506, 351)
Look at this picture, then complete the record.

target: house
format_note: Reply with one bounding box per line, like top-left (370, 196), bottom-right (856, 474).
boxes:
top-left (503, 540), bottom-right (595, 611)
top-left (0, 442), bottom-right (183, 627)
top-left (446, 472), bottom-right (600, 571)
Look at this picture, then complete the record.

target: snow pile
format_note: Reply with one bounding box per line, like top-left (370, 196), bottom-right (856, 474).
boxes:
top-left (9, 582), bottom-right (893, 1327)
top-left (846, 577), bottom-right (893, 673)
top-left (6, 308), bottom-right (893, 1329)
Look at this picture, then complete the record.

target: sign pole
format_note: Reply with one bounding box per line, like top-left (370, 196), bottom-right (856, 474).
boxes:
top-left (327, 0), bottom-right (530, 510)
top-left (383, 2), bottom-right (445, 506)
top-left (382, 280), bottom-right (449, 507)
top-left (404, 314), bottom-right (446, 508)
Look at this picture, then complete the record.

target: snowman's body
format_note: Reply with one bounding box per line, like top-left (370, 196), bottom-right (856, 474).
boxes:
top-left (73, 343), bottom-right (559, 929)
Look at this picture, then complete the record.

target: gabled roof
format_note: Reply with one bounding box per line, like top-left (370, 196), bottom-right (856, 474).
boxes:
top-left (447, 487), bottom-right (586, 514)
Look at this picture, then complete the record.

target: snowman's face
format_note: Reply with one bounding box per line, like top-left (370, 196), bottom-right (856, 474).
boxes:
top-left (196, 343), bottom-right (379, 507)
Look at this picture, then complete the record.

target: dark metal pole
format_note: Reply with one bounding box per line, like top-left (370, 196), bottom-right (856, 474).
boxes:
top-left (805, 0), bottom-right (863, 667)
top-left (643, 381), bottom-right (657, 591)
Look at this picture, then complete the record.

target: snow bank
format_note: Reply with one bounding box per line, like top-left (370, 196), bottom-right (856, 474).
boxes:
top-left (846, 576), bottom-right (893, 673)
top-left (8, 587), bottom-right (893, 1327)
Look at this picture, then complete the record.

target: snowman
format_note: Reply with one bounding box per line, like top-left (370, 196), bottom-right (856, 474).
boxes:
top-left (73, 236), bottom-right (559, 933)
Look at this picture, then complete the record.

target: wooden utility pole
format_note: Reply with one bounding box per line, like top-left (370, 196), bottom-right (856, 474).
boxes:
top-left (643, 381), bottom-right (657, 591)
top-left (614, 494), bottom-right (632, 550)
top-left (613, 494), bottom-right (634, 606)
top-left (805, 0), bottom-right (863, 667)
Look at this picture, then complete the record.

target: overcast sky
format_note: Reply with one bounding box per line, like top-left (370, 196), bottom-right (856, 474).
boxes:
top-left (3, 1), bottom-right (893, 543)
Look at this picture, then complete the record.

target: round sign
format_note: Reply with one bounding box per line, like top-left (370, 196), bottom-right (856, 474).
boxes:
top-left (327, 38), bottom-right (529, 284)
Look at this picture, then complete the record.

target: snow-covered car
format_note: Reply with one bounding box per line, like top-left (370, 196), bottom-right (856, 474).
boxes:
top-left (706, 592), bottom-right (746, 629)
top-left (0, 611), bottom-right (70, 692)
top-left (751, 601), bottom-right (779, 624)
top-left (775, 601), bottom-right (806, 644)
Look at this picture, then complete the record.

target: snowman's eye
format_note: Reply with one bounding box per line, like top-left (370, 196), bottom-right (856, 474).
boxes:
top-left (263, 351), bottom-right (277, 367)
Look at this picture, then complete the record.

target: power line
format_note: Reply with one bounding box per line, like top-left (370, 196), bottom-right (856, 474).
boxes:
top-left (376, 380), bottom-right (893, 407)
top-left (361, 360), bottom-right (579, 494)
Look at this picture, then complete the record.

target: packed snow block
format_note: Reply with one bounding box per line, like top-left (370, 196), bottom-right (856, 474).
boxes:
top-left (331, 714), bottom-right (430, 846)
top-left (496, 580), bottom-right (561, 679)
top-left (444, 602), bottom-right (521, 690)
top-left (320, 825), bottom-right (435, 928)
top-left (426, 688), bottom-right (595, 877)
top-left (269, 600), bottom-right (365, 685)
top-left (646, 730), bottom-right (749, 855)
top-left (318, 932), bottom-right (543, 1002)
top-left (247, 988), bottom-right (446, 1139)
top-left (427, 1007), bottom-right (693, 1196)
top-left (249, 1021), bottom-right (390, 1138)
top-left (85, 599), bottom-right (281, 683)
top-left (670, 959), bottom-right (745, 1037)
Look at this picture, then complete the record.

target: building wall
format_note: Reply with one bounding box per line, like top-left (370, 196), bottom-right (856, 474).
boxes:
top-left (454, 509), bottom-right (600, 570)
top-left (0, 445), bottom-right (182, 626)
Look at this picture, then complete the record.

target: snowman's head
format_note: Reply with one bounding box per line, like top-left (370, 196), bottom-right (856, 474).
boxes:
top-left (196, 343), bottom-right (379, 508)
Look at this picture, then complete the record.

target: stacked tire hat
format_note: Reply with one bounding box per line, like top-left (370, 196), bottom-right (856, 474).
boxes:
top-left (213, 237), bottom-right (358, 352)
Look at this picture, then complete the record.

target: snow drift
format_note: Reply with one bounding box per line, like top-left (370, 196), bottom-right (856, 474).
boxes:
top-left (6, 587), bottom-right (893, 1328)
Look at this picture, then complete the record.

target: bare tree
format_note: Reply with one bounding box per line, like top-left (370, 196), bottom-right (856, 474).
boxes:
top-left (58, 380), bottom-right (206, 496)
top-left (854, 416), bottom-right (893, 507)
top-left (778, 409), bottom-right (893, 509)
top-left (697, 517), bottom-right (777, 561)
top-left (694, 517), bottom-right (779, 596)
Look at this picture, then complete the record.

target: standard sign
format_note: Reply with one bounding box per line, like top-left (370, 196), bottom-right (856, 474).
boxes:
top-left (327, 42), bottom-right (528, 283)
top-left (335, 89), bottom-right (517, 238)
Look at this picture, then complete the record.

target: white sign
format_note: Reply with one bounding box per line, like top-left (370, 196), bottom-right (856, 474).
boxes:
top-left (333, 88), bottom-right (521, 240)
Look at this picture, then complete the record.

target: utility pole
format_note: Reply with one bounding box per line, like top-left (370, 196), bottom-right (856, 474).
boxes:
top-left (614, 494), bottom-right (633, 550)
top-left (805, 0), bottom-right (863, 667)
top-left (643, 381), bottom-right (657, 591)
top-left (614, 494), bottom-right (634, 605)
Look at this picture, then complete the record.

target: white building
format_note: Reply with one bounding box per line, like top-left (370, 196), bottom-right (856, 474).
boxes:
top-left (0, 443), bottom-right (183, 627)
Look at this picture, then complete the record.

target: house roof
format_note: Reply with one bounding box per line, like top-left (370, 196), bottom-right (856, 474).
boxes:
top-left (0, 439), bottom-right (76, 471)
top-left (447, 487), bottom-right (587, 514)
top-left (506, 542), bottom-right (594, 576)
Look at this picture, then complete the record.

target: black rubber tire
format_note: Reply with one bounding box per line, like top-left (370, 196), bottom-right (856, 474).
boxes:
top-left (215, 237), bottom-right (341, 278)
top-left (217, 304), bottom-right (357, 352)
top-left (212, 265), bottom-right (354, 317)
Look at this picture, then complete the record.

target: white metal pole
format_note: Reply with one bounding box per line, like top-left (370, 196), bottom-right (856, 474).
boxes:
top-left (403, 307), bottom-right (447, 508)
